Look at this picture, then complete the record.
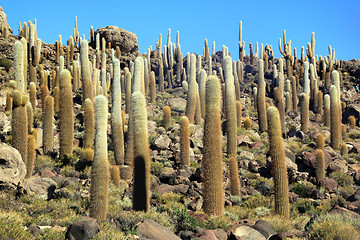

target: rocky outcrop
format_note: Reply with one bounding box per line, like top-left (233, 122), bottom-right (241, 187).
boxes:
top-left (0, 6), bottom-right (12, 34)
top-left (95, 26), bottom-right (138, 53)
top-left (0, 143), bottom-right (26, 190)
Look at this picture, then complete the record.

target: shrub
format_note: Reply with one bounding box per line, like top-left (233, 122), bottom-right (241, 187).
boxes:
top-left (329, 171), bottom-right (353, 187)
top-left (242, 194), bottom-right (273, 209)
top-left (291, 182), bottom-right (317, 198)
top-left (0, 57), bottom-right (13, 71)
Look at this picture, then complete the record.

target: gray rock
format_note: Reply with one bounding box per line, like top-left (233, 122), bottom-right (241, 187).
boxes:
top-left (229, 225), bottom-right (266, 240)
top-left (0, 7), bottom-right (12, 35)
top-left (154, 134), bottom-right (172, 149)
top-left (65, 219), bottom-right (99, 240)
top-left (328, 158), bottom-right (348, 172)
top-left (253, 220), bottom-right (277, 239)
top-left (0, 143), bottom-right (26, 189)
top-left (96, 26), bottom-right (138, 53)
top-left (167, 97), bottom-right (187, 110)
top-left (0, 111), bottom-right (10, 133)
top-left (23, 177), bottom-right (57, 199)
top-left (155, 184), bottom-right (189, 195)
top-left (137, 219), bottom-right (181, 240)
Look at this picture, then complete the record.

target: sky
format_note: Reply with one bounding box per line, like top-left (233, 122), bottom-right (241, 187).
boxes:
top-left (2, 0), bottom-right (360, 61)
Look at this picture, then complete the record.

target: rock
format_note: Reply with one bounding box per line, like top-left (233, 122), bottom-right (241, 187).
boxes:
top-left (299, 150), bottom-right (332, 170)
top-left (188, 196), bottom-right (203, 211)
top-left (319, 178), bottom-right (338, 192)
top-left (0, 143), bottom-right (26, 190)
top-left (344, 104), bottom-right (360, 126)
top-left (136, 219), bottom-right (181, 240)
top-left (253, 220), bottom-right (277, 239)
top-left (239, 151), bottom-right (254, 160)
top-left (65, 219), bottom-right (99, 240)
top-left (0, 7), bottom-right (12, 35)
top-left (347, 188), bottom-right (360, 202)
top-left (328, 158), bottom-right (348, 172)
top-left (26, 225), bottom-right (44, 237)
top-left (266, 156), bottom-right (298, 172)
top-left (250, 142), bottom-right (264, 149)
top-left (39, 167), bottom-right (56, 178)
top-left (228, 225), bottom-right (266, 240)
top-left (199, 229), bottom-right (218, 240)
top-left (167, 97), bottom-right (187, 110)
top-left (156, 127), bottom-right (167, 135)
top-left (0, 111), bottom-right (10, 133)
top-left (212, 229), bottom-right (227, 240)
top-left (237, 135), bottom-right (253, 147)
top-left (148, 120), bottom-right (157, 135)
top-left (23, 177), bottom-right (57, 199)
top-left (153, 134), bottom-right (172, 149)
top-left (95, 26), bottom-right (138, 53)
top-left (155, 184), bottom-right (189, 195)
top-left (329, 205), bottom-right (360, 218)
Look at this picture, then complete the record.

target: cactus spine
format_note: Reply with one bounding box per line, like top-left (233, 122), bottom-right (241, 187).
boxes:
top-left (267, 106), bottom-right (289, 219)
top-left (257, 59), bottom-right (267, 132)
top-left (179, 116), bottom-right (190, 166)
top-left (131, 91), bottom-right (150, 212)
top-left (330, 85), bottom-right (341, 149)
top-left (202, 75), bottom-right (224, 216)
top-left (59, 69), bottom-right (74, 156)
top-left (43, 95), bottom-right (53, 154)
top-left (89, 95), bottom-right (109, 221)
top-left (111, 59), bottom-right (125, 165)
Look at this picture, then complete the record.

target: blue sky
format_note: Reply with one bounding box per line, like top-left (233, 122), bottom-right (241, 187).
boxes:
top-left (2, 0), bottom-right (360, 60)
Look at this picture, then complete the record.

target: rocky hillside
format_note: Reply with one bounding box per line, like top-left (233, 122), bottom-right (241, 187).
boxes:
top-left (1, 6), bottom-right (360, 240)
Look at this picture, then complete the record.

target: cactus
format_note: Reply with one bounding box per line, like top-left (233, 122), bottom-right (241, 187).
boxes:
top-left (257, 59), bottom-right (267, 132)
top-left (278, 30), bottom-right (293, 77)
top-left (330, 85), bottom-right (341, 149)
top-left (267, 106), bottom-right (290, 219)
top-left (80, 40), bottom-right (93, 108)
top-left (111, 59), bottom-right (125, 165)
top-left (110, 165), bottom-right (121, 188)
top-left (348, 116), bottom-right (356, 129)
top-left (198, 69), bottom-right (207, 118)
top-left (179, 116), bottom-right (190, 166)
top-left (300, 93), bottom-right (309, 133)
top-left (238, 21), bottom-right (245, 61)
top-left (131, 91), bottom-right (151, 212)
top-left (89, 95), bottom-right (109, 221)
top-left (149, 71), bottom-right (156, 103)
top-left (224, 56), bottom-right (237, 157)
top-left (315, 149), bottom-right (325, 182)
top-left (274, 87), bottom-right (286, 136)
top-left (236, 100), bottom-right (242, 130)
top-left (202, 75), bottom-right (224, 216)
top-left (159, 56), bottom-right (165, 92)
top-left (11, 90), bottom-right (28, 163)
top-left (290, 76), bottom-right (297, 111)
top-left (5, 91), bottom-right (12, 111)
top-left (125, 70), bottom-right (132, 113)
top-left (229, 157), bottom-right (240, 196)
top-left (162, 106), bottom-right (171, 130)
top-left (317, 90), bottom-right (323, 115)
top-left (26, 135), bottom-right (36, 178)
top-left (244, 117), bottom-right (252, 129)
top-left (53, 86), bottom-right (60, 112)
top-left (32, 38), bottom-right (42, 67)
top-left (324, 94), bottom-right (330, 127)
top-left (340, 143), bottom-right (348, 158)
top-left (14, 41), bottom-right (25, 92)
top-left (194, 84), bottom-right (202, 125)
top-left (73, 60), bottom-right (79, 91)
top-left (186, 54), bottom-right (197, 123)
top-left (40, 85), bottom-right (49, 112)
top-left (26, 102), bottom-right (33, 134)
top-left (59, 69), bottom-right (74, 157)
top-left (316, 132), bottom-right (325, 149)
top-left (132, 57), bottom-right (144, 94)
top-left (42, 95), bottom-right (54, 154)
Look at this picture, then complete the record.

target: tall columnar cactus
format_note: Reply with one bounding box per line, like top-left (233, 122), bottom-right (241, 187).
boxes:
top-left (324, 94), bottom-right (330, 127)
top-left (111, 59), bottom-right (125, 165)
top-left (202, 75), bottom-right (224, 216)
top-left (257, 59), bottom-right (267, 132)
top-left (149, 71), bottom-right (156, 103)
top-left (125, 70), bottom-right (132, 113)
top-left (53, 86), bottom-right (60, 112)
top-left (29, 82), bottom-right (36, 110)
top-left (198, 69), bottom-right (207, 118)
top-left (229, 157), bottom-right (240, 196)
top-left (267, 106), bottom-right (290, 219)
top-left (110, 165), bottom-right (121, 188)
top-left (89, 95), bottom-right (109, 221)
top-left (14, 41), bottom-right (25, 92)
top-left (236, 100), bottom-right (242, 130)
top-left (159, 55), bottom-right (165, 92)
top-left (238, 21), bottom-right (245, 61)
top-left (26, 102), bottom-right (33, 134)
top-left (83, 98), bottom-right (95, 149)
top-left (278, 30), bottom-right (293, 77)
top-left (40, 85), bottom-right (49, 112)
top-left (194, 83), bottom-right (202, 125)
top-left (80, 40), bottom-right (93, 108)
top-left (179, 116), bottom-right (190, 166)
top-left (162, 106), bottom-right (171, 130)
top-left (43, 95), bottom-right (54, 154)
top-left (131, 91), bottom-right (151, 212)
top-left (132, 57), bottom-right (144, 94)
top-left (315, 149), bottom-right (325, 182)
top-left (59, 69), bottom-right (74, 156)
top-left (224, 56), bottom-right (237, 157)
top-left (300, 93), bottom-right (309, 133)
top-left (186, 54), bottom-right (197, 123)
top-left (20, 37), bottom-right (28, 83)
top-left (316, 132), bottom-right (325, 149)
top-left (291, 76), bottom-right (297, 111)
top-left (26, 135), bottom-right (36, 178)
top-left (303, 62), bottom-right (310, 97)
top-left (274, 87), bottom-right (286, 136)
top-left (330, 85), bottom-right (341, 149)
top-left (348, 116), bottom-right (356, 129)
top-left (11, 90), bottom-right (28, 163)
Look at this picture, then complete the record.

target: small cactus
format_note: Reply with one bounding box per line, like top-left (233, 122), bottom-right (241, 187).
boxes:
top-left (110, 165), bottom-right (121, 188)
top-left (316, 132), bottom-right (325, 150)
top-left (26, 135), bottom-right (36, 178)
top-left (229, 157), bottom-right (240, 196)
top-left (244, 117), bottom-right (252, 130)
top-left (348, 116), bottom-right (356, 129)
top-left (315, 149), bottom-right (325, 182)
top-left (179, 116), bottom-right (190, 166)
top-left (340, 143), bottom-right (348, 158)
top-left (324, 94), bottom-right (330, 127)
top-left (83, 98), bottom-right (95, 148)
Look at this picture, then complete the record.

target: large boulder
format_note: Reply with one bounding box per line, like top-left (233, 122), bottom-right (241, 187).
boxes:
top-left (65, 219), bottom-right (99, 240)
top-left (95, 26), bottom-right (138, 53)
top-left (136, 219), bottom-right (181, 240)
top-left (0, 143), bottom-right (26, 189)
